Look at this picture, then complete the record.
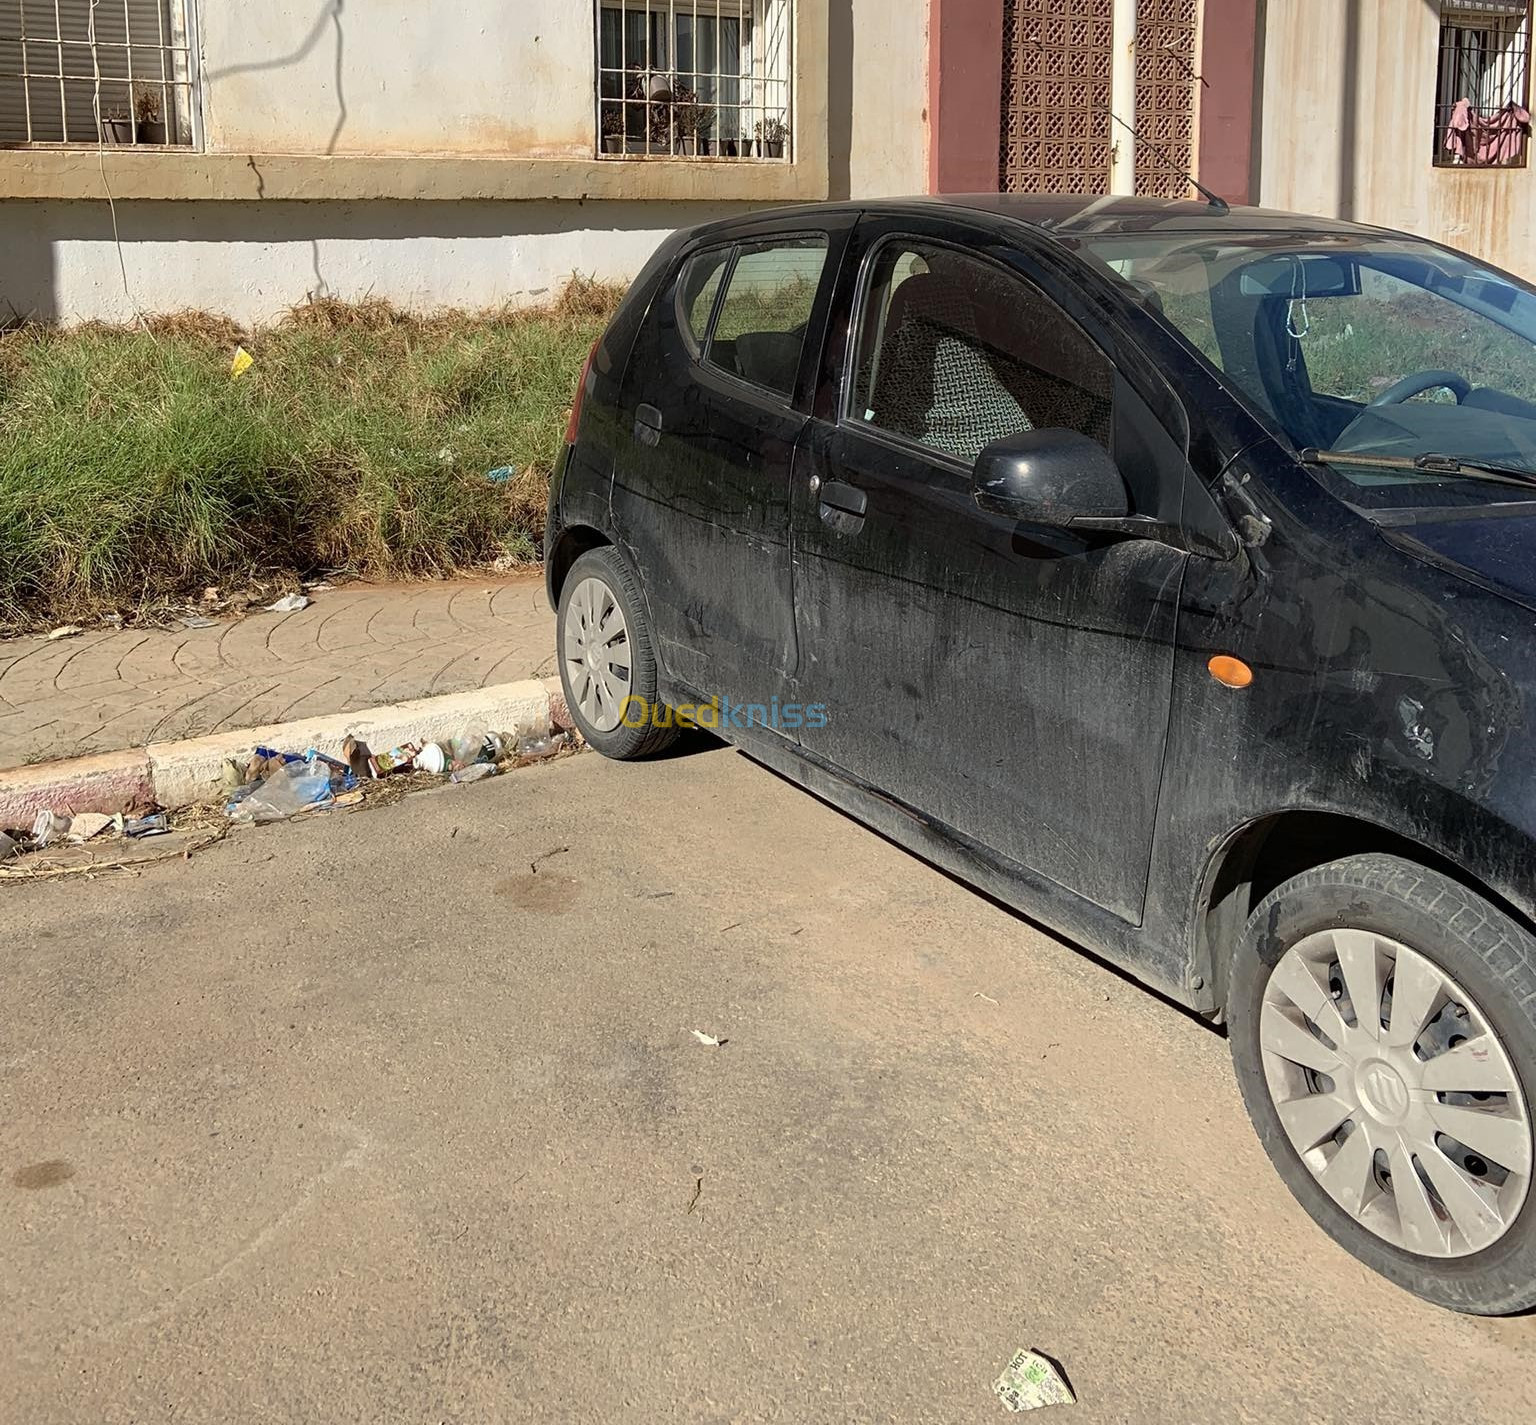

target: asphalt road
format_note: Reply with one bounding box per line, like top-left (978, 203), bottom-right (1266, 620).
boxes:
top-left (4, 741), bottom-right (1535, 1422)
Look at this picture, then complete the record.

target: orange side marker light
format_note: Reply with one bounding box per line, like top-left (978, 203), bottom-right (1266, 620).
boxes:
top-left (1209, 655), bottom-right (1254, 689)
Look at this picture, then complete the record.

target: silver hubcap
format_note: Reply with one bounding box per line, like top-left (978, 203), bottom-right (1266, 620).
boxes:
top-left (1261, 928), bottom-right (1532, 1258)
top-left (562, 576), bottom-right (633, 733)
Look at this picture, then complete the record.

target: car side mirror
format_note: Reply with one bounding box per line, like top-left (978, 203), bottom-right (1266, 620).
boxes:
top-left (971, 428), bottom-right (1130, 526)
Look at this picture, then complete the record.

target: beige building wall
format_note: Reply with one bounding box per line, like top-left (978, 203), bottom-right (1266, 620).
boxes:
top-left (0, 0), bottom-right (930, 322)
top-left (1259, 0), bottom-right (1535, 276)
top-left (843, 0), bottom-right (929, 195)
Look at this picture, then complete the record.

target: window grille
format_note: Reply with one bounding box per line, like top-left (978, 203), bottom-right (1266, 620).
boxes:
top-left (595, 0), bottom-right (793, 160)
top-left (0, 0), bottom-right (198, 148)
top-left (1435, 2), bottom-right (1532, 167)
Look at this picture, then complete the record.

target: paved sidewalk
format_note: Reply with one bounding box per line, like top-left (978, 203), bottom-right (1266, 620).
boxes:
top-left (0, 575), bottom-right (554, 771)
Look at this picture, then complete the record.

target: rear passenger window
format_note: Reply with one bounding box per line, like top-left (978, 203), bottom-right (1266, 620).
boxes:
top-left (706, 237), bottom-right (828, 398)
top-left (849, 241), bottom-right (1113, 466)
top-left (678, 247), bottom-right (731, 354)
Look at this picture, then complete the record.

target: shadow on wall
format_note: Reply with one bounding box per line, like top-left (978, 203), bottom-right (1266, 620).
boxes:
top-left (828, 0), bottom-right (854, 201)
top-left (2, 229), bottom-right (56, 326)
top-left (208, 0), bottom-right (350, 155)
top-left (0, 200), bottom-right (768, 325)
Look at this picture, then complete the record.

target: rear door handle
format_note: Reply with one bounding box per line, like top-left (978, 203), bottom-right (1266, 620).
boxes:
top-left (819, 480), bottom-right (867, 516)
top-left (634, 403), bottom-right (663, 447)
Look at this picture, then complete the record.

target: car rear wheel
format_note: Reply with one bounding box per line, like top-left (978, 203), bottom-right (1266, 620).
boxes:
top-left (557, 547), bottom-right (679, 761)
top-left (1229, 853), bottom-right (1536, 1314)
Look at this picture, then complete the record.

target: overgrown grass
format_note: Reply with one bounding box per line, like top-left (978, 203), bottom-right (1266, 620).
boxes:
top-left (0, 279), bottom-right (623, 627)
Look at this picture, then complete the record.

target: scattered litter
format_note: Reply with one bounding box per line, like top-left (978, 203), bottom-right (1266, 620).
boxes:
top-left (690, 1030), bottom-right (725, 1048)
top-left (124, 813), bottom-right (170, 838)
top-left (230, 345), bottom-right (254, 379)
top-left (0, 832), bottom-right (18, 862)
top-left (485, 465), bottom-right (518, 483)
top-left (227, 759), bottom-right (334, 824)
top-left (65, 813), bottom-right (114, 844)
top-left (369, 743), bottom-right (421, 777)
top-left (303, 580), bottom-right (335, 593)
top-left (47, 625), bottom-right (83, 641)
top-left (450, 762), bottom-right (497, 785)
top-left (265, 593), bottom-right (310, 614)
top-left (30, 810), bottom-right (71, 848)
top-left (341, 736), bottom-right (373, 782)
top-left (179, 615), bottom-right (219, 630)
top-left (447, 727), bottom-right (498, 771)
top-left (974, 992), bottom-right (1000, 1006)
top-left (994, 1351), bottom-right (1075, 1412)
top-left (515, 732), bottom-right (565, 762)
top-left (415, 743), bottom-right (448, 775)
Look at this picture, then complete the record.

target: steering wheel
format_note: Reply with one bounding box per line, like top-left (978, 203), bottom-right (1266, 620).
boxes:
top-left (1368, 370), bottom-right (1473, 407)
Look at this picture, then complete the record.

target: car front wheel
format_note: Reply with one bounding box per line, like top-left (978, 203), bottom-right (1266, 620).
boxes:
top-left (1229, 853), bottom-right (1536, 1314)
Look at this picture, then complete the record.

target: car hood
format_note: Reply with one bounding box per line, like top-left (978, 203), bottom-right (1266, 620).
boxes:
top-left (1382, 508), bottom-right (1536, 612)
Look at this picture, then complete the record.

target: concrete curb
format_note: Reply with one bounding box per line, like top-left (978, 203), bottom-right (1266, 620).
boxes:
top-left (1, 676), bottom-right (572, 824)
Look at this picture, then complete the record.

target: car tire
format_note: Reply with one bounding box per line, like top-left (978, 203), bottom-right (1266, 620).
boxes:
top-left (556, 546), bottom-right (679, 761)
top-left (1228, 852), bottom-right (1536, 1314)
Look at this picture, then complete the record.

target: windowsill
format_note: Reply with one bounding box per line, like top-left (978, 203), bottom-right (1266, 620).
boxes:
top-left (0, 147), bottom-right (830, 202)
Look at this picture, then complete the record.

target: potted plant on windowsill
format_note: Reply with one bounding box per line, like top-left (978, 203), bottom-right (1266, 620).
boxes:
top-left (755, 116), bottom-right (789, 160)
top-left (103, 86), bottom-right (167, 145)
top-left (601, 102), bottom-right (624, 155)
top-left (671, 88), bottom-right (714, 156)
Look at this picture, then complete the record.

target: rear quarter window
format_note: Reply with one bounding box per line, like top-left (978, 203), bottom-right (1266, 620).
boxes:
top-left (705, 237), bottom-right (829, 398)
top-left (677, 246), bottom-right (732, 355)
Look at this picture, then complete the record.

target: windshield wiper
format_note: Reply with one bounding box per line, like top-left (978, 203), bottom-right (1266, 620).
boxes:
top-left (1299, 448), bottom-right (1536, 489)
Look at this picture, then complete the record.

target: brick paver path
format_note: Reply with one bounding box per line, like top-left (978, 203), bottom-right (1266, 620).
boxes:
top-left (0, 575), bottom-right (554, 770)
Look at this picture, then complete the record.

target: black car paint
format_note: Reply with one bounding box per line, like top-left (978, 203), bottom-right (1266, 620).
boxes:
top-left (546, 197), bottom-right (1536, 1016)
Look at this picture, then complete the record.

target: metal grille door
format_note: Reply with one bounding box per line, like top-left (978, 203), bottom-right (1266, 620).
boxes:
top-left (1134, 0), bottom-right (1200, 197)
top-left (1000, 0), bottom-right (1114, 194)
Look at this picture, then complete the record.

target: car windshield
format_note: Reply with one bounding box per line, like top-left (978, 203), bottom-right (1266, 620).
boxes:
top-left (1077, 230), bottom-right (1536, 508)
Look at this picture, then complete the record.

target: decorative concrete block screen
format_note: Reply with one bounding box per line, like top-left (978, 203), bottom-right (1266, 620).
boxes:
top-left (1000, 0), bottom-right (1199, 199)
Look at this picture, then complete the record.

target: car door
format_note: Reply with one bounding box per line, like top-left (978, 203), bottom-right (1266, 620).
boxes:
top-left (788, 219), bottom-right (1194, 925)
top-left (611, 222), bottom-right (847, 715)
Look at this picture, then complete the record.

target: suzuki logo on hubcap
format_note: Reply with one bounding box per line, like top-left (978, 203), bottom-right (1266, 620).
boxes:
top-left (1358, 1060), bottom-right (1410, 1124)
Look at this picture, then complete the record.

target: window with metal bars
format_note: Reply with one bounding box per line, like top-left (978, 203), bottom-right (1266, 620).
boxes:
top-left (595, 0), bottom-right (792, 160)
top-left (1435, 2), bottom-right (1532, 167)
top-left (0, 0), bottom-right (197, 148)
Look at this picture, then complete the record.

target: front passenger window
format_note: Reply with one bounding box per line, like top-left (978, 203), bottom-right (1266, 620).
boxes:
top-left (707, 237), bottom-right (828, 398)
top-left (849, 242), bottom-right (1113, 466)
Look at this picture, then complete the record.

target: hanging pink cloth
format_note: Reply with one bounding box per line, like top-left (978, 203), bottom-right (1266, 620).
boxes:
top-left (1444, 97), bottom-right (1532, 165)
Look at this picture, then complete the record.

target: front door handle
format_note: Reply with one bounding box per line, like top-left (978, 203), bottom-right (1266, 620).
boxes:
top-left (819, 480), bottom-right (867, 516)
top-left (634, 403), bottom-right (663, 447)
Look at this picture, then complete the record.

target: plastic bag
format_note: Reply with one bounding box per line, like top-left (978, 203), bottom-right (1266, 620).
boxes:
top-left (228, 759), bottom-right (334, 824)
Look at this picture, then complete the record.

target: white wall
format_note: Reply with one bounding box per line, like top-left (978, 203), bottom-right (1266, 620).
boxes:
top-left (1259, 0), bottom-right (1536, 279)
top-left (0, 200), bottom-right (764, 325)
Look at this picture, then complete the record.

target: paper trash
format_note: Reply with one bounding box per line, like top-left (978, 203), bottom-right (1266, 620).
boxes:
top-left (994, 1350), bottom-right (1075, 1412)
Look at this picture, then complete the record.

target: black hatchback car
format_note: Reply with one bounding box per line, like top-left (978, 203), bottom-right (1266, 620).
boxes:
top-left (546, 196), bottom-right (1536, 1314)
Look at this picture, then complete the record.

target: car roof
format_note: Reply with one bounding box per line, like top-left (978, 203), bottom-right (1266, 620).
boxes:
top-left (693, 194), bottom-right (1393, 244)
